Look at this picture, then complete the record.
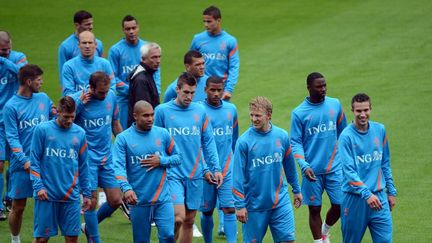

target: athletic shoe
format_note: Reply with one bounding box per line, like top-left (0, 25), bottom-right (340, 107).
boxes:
top-left (119, 200), bottom-right (131, 221)
top-left (217, 226), bottom-right (225, 236)
top-left (322, 233), bottom-right (330, 243)
top-left (3, 199), bottom-right (12, 212)
top-left (192, 224), bottom-right (203, 238)
top-left (0, 210), bottom-right (6, 221)
top-left (151, 222), bottom-right (156, 227)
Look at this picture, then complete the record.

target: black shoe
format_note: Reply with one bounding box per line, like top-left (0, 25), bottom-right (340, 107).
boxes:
top-left (0, 210), bottom-right (7, 221)
top-left (119, 200), bottom-right (131, 221)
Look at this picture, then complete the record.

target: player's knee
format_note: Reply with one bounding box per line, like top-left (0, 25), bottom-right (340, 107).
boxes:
top-left (309, 205), bottom-right (322, 216)
top-left (106, 190), bottom-right (122, 208)
top-left (89, 197), bottom-right (98, 210)
top-left (183, 215), bottom-right (195, 228)
top-left (11, 201), bottom-right (26, 215)
top-left (175, 214), bottom-right (185, 225)
top-left (0, 161), bottom-right (4, 172)
top-left (222, 207), bottom-right (235, 214)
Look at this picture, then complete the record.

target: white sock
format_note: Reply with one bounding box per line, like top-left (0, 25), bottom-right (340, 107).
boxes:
top-left (322, 222), bottom-right (331, 235)
top-left (11, 234), bottom-right (21, 243)
top-left (314, 239), bottom-right (323, 243)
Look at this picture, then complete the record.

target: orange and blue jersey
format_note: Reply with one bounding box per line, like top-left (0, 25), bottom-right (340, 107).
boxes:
top-left (190, 30), bottom-right (240, 94)
top-left (339, 122), bottom-right (397, 200)
top-left (30, 120), bottom-right (91, 201)
top-left (58, 33), bottom-right (104, 77)
top-left (4, 93), bottom-right (56, 172)
top-left (61, 54), bottom-right (115, 96)
top-left (0, 52), bottom-right (28, 125)
top-left (232, 124), bottom-right (300, 211)
top-left (290, 96), bottom-right (347, 175)
top-left (113, 124), bottom-right (180, 205)
top-left (163, 75), bottom-right (208, 103)
top-left (202, 100), bottom-right (238, 177)
top-left (154, 100), bottom-right (220, 180)
top-left (69, 90), bottom-right (119, 165)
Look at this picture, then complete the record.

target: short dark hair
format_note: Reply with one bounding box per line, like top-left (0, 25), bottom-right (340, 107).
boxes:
top-left (206, 76), bottom-right (223, 87)
top-left (184, 50), bottom-right (203, 65)
top-left (122, 15), bottom-right (137, 27)
top-left (351, 93), bottom-right (371, 106)
top-left (89, 71), bottom-right (110, 89)
top-left (177, 72), bottom-right (197, 89)
top-left (306, 72), bottom-right (324, 85)
top-left (58, 96), bottom-right (76, 113)
top-left (203, 6), bottom-right (221, 19)
top-left (74, 10), bottom-right (92, 24)
top-left (18, 64), bottom-right (43, 85)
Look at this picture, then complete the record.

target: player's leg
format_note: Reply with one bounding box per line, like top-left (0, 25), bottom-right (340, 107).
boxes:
top-left (181, 178), bottom-right (203, 243)
top-left (322, 170), bottom-right (343, 242)
top-left (59, 201), bottom-right (81, 243)
top-left (97, 163), bottom-right (122, 223)
top-left (64, 236), bottom-right (78, 243)
top-left (218, 173), bottom-right (237, 243)
top-left (169, 179), bottom-right (186, 241)
top-left (242, 210), bottom-right (269, 243)
top-left (340, 192), bottom-right (368, 243)
top-left (82, 163), bottom-right (101, 243)
top-left (369, 191), bottom-right (392, 243)
top-left (130, 205), bottom-right (152, 243)
top-left (302, 174), bottom-right (325, 241)
top-left (154, 202), bottom-right (175, 243)
top-left (33, 200), bottom-right (58, 243)
top-left (268, 204), bottom-right (296, 243)
top-left (0, 160), bottom-right (6, 220)
top-left (200, 181), bottom-right (217, 243)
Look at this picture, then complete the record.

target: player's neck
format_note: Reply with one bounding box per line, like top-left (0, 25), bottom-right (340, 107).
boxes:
top-left (17, 87), bottom-right (33, 98)
top-left (354, 121), bottom-right (369, 132)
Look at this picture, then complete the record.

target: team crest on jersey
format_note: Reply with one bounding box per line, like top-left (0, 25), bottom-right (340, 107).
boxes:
top-left (227, 112), bottom-right (232, 120)
top-left (193, 114), bottom-right (199, 122)
top-left (169, 115), bottom-right (175, 120)
top-left (106, 102), bottom-right (112, 111)
top-left (72, 136), bottom-right (79, 145)
top-left (275, 139), bottom-right (281, 148)
top-left (329, 108), bottom-right (335, 117)
top-left (38, 102), bottom-right (45, 111)
top-left (344, 207), bottom-right (349, 216)
top-left (374, 137), bottom-right (380, 147)
top-left (155, 139), bottom-right (161, 147)
top-left (220, 41), bottom-right (226, 51)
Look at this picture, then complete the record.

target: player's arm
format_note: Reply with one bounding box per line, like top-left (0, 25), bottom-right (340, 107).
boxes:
top-left (336, 101), bottom-right (347, 137)
top-left (282, 136), bottom-right (302, 208)
top-left (104, 62), bottom-right (117, 93)
top-left (231, 107), bottom-right (239, 151)
top-left (78, 137), bottom-right (91, 200)
top-left (201, 115), bottom-right (221, 173)
top-left (97, 40), bottom-right (105, 58)
top-left (159, 135), bottom-right (181, 168)
top-left (58, 44), bottom-right (67, 76)
top-left (232, 140), bottom-right (248, 222)
top-left (29, 126), bottom-right (47, 199)
top-left (153, 107), bottom-right (164, 128)
top-left (4, 106), bottom-right (30, 170)
top-left (48, 98), bottom-right (57, 119)
top-left (290, 112), bottom-right (311, 174)
top-left (154, 66), bottom-right (162, 95)
top-left (14, 52), bottom-right (28, 68)
top-left (111, 99), bottom-right (123, 136)
top-left (223, 39), bottom-right (240, 97)
top-left (380, 128), bottom-right (397, 210)
top-left (163, 81), bottom-right (177, 103)
top-left (0, 56), bottom-right (20, 75)
top-left (113, 135), bottom-right (137, 204)
top-left (108, 48), bottom-right (129, 96)
top-left (61, 64), bottom-right (76, 96)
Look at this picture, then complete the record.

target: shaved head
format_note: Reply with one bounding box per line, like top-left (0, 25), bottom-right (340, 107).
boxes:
top-left (79, 30), bottom-right (95, 42)
top-left (0, 31), bottom-right (11, 42)
top-left (134, 100), bottom-right (153, 114)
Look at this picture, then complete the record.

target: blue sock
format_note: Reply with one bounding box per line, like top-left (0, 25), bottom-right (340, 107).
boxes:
top-left (97, 202), bottom-right (116, 223)
top-left (218, 209), bottom-right (224, 230)
top-left (0, 173), bottom-right (4, 210)
top-left (84, 210), bottom-right (101, 243)
top-left (200, 213), bottom-right (214, 243)
top-left (224, 213), bottom-right (237, 243)
top-left (5, 168), bottom-right (10, 200)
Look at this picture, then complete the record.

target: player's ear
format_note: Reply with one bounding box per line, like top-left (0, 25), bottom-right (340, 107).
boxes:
top-left (133, 112), bottom-right (137, 121)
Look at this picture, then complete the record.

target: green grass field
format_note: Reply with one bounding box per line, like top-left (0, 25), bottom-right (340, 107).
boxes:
top-left (1, 0), bottom-right (431, 242)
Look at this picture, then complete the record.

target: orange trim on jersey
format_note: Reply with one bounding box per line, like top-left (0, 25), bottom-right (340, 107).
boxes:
top-left (272, 172), bottom-right (283, 209)
top-left (382, 135), bottom-right (388, 147)
top-left (189, 147), bottom-right (202, 179)
top-left (232, 188), bottom-right (244, 199)
top-left (377, 169), bottom-right (382, 191)
top-left (116, 82), bottom-right (126, 87)
top-left (151, 170), bottom-right (167, 204)
top-left (294, 154), bottom-right (304, 159)
top-left (62, 171), bottom-right (79, 201)
top-left (337, 110), bottom-right (345, 125)
top-left (167, 138), bottom-right (175, 155)
top-left (17, 57), bottom-right (27, 64)
top-left (11, 148), bottom-right (22, 152)
top-left (79, 142), bottom-right (88, 155)
top-left (233, 119), bottom-right (238, 128)
top-left (221, 153), bottom-right (232, 177)
top-left (202, 117), bottom-right (209, 132)
top-left (30, 170), bottom-right (40, 178)
top-left (222, 72), bottom-right (228, 81)
top-left (228, 45), bottom-right (238, 58)
top-left (114, 106), bottom-right (119, 116)
top-left (349, 181), bottom-right (364, 186)
top-left (115, 176), bottom-right (127, 181)
top-left (325, 144), bottom-right (338, 173)
top-left (284, 146), bottom-right (292, 158)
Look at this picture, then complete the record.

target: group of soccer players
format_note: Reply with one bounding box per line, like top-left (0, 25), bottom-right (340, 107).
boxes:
top-left (0, 4), bottom-right (397, 243)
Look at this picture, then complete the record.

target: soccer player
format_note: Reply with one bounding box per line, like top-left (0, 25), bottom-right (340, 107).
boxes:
top-left (154, 72), bottom-right (223, 243)
top-left (58, 10), bottom-right (104, 77)
top-left (200, 76), bottom-right (238, 243)
top-left (163, 50), bottom-right (207, 103)
top-left (190, 6), bottom-right (240, 100)
top-left (290, 72), bottom-right (347, 243)
top-left (68, 72), bottom-right (123, 243)
top-left (4, 64), bottom-right (56, 243)
top-left (233, 96), bottom-right (302, 243)
top-left (339, 93), bottom-right (397, 243)
top-left (126, 42), bottom-right (161, 127)
top-left (113, 100), bottom-right (181, 243)
top-left (109, 15), bottom-right (161, 129)
top-left (61, 31), bottom-right (114, 96)
top-left (0, 30), bottom-right (28, 220)
top-left (30, 96), bottom-right (91, 243)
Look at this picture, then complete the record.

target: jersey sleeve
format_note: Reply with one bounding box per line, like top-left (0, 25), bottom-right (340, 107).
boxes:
top-left (49, 97), bottom-right (57, 119)
top-left (113, 135), bottom-right (133, 193)
top-left (154, 67), bottom-right (161, 95)
top-left (282, 135), bottom-right (301, 194)
top-left (159, 132), bottom-right (181, 168)
top-left (109, 47), bottom-right (129, 97)
top-left (104, 61), bottom-right (116, 93)
top-left (201, 115), bottom-right (221, 173)
top-left (0, 57), bottom-right (20, 76)
top-left (4, 105), bottom-right (29, 169)
top-left (61, 63), bottom-right (76, 96)
top-left (337, 101), bottom-right (347, 137)
top-left (163, 81), bottom-right (177, 103)
top-left (29, 126), bottom-right (46, 194)
top-left (14, 52), bottom-right (28, 68)
top-left (153, 106), bottom-right (165, 128)
top-left (58, 44), bottom-right (68, 79)
top-left (112, 94), bottom-right (120, 122)
top-left (232, 140), bottom-right (247, 209)
top-left (231, 107), bottom-right (239, 151)
top-left (290, 112), bottom-right (310, 173)
top-left (224, 38), bottom-right (240, 94)
top-left (78, 136), bottom-right (91, 198)
top-left (381, 128), bottom-right (397, 196)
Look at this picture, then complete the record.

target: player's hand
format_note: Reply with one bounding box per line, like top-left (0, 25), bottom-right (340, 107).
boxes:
top-left (37, 189), bottom-right (49, 201)
top-left (304, 168), bottom-right (317, 181)
top-left (204, 171), bottom-right (218, 185)
top-left (24, 161), bottom-right (31, 173)
top-left (367, 194), bottom-right (382, 211)
top-left (293, 193), bottom-right (302, 208)
top-left (236, 208), bottom-right (248, 223)
top-left (214, 172), bottom-right (224, 189)
top-left (222, 92), bottom-right (232, 101)
top-left (388, 195), bottom-right (396, 211)
top-left (124, 190), bottom-right (138, 205)
top-left (79, 90), bottom-right (91, 104)
top-left (82, 197), bottom-right (92, 211)
top-left (141, 154), bottom-right (161, 172)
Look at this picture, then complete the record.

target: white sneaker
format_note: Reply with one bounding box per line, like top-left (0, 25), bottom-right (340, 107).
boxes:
top-left (192, 224), bottom-right (203, 237)
top-left (322, 233), bottom-right (330, 243)
top-left (98, 192), bottom-right (107, 207)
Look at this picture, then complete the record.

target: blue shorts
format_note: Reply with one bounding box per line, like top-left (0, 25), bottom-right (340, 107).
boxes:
top-left (169, 178), bottom-right (202, 210)
top-left (0, 125), bottom-right (10, 161)
top-left (33, 200), bottom-right (81, 238)
top-left (200, 172), bottom-right (234, 212)
top-left (118, 101), bottom-right (129, 130)
top-left (243, 203), bottom-right (295, 243)
top-left (9, 170), bottom-right (32, 199)
top-left (130, 203), bottom-right (174, 243)
top-left (88, 158), bottom-right (119, 191)
top-left (302, 170), bottom-right (342, 206)
top-left (341, 191), bottom-right (392, 243)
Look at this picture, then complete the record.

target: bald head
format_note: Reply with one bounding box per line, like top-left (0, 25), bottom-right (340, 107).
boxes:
top-left (0, 31), bottom-right (11, 42)
top-left (78, 31), bottom-right (96, 58)
top-left (133, 101), bottom-right (154, 131)
top-left (134, 100), bottom-right (153, 114)
top-left (79, 31), bottom-right (95, 42)
top-left (0, 31), bottom-right (11, 58)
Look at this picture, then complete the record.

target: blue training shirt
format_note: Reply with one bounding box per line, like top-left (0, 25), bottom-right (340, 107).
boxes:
top-left (30, 120), bottom-right (91, 202)
top-left (113, 124), bottom-right (181, 206)
top-left (154, 100), bottom-right (220, 180)
top-left (190, 30), bottom-right (240, 94)
top-left (290, 96), bottom-right (347, 175)
top-left (163, 75), bottom-right (208, 103)
top-left (339, 122), bottom-right (397, 200)
top-left (232, 124), bottom-right (300, 211)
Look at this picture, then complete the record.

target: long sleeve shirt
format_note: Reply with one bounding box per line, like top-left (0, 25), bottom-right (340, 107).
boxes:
top-left (163, 75), bottom-right (208, 103)
top-left (113, 124), bottom-right (180, 206)
top-left (30, 120), bottom-right (90, 202)
top-left (290, 96), bottom-right (347, 175)
top-left (154, 100), bottom-right (220, 180)
top-left (339, 122), bottom-right (397, 200)
top-left (190, 30), bottom-right (240, 94)
top-left (232, 124), bottom-right (300, 211)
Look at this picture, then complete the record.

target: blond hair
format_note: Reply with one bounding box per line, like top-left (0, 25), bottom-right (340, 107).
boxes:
top-left (249, 96), bottom-right (273, 115)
